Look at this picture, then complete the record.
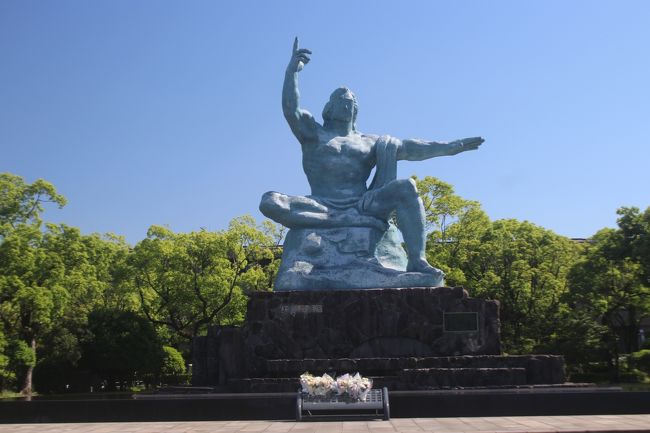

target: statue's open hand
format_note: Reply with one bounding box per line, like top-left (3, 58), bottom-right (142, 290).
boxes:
top-left (455, 137), bottom-right (484, 152)
top-left (289, 37), bottom-right (312, 73)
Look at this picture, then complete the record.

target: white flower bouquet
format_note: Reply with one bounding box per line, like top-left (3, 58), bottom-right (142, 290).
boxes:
top-left (335, 372), bottom-right (373, 401)
top-left (300, 372), bottom-right (335, 396)
top-left (300, 372), bottom-right (373, 401)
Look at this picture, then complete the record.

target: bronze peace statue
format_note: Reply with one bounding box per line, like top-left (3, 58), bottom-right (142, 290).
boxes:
top-left (260, 38), bottom-right (484, 290)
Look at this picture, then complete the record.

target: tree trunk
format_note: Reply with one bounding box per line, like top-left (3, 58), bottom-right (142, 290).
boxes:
top-left (20, 337), bottom-right (36, 397)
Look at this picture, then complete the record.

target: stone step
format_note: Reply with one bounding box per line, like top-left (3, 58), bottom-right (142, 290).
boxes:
top-left (399, 368), bottom-right (527, 388)
top-left (228, 367), bottom-right (528, 392)
top-left (264, 355), bottom-right (564, 384)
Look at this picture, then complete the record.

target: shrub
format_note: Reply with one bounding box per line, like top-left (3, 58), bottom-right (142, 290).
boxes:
top-left (618, 368), bottom-right (649, 384)
top-left (161, 346), bottom-right (185, 376)
top-left (630, 349), bottom-right (650, 374)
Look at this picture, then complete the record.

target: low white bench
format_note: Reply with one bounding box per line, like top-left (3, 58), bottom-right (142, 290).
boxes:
top-left (296, 387), bottom-right (390, 421)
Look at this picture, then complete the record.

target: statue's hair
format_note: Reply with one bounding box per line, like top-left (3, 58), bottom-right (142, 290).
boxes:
top-left (322, 87), bottom-right (358, 131)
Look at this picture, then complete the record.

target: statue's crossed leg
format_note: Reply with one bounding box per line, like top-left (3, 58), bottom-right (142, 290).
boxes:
top-left (259, 191), bottom-right (387, 232)
top-left (259, 178), bottom-right (441, 276)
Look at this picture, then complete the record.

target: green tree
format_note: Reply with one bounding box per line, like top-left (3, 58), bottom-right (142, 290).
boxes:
top-left (0, 328), bottom-right (12, 389)
top-left (464, 220), bottom-right (581, 353)
top-left (28, 228), bottom-right (140, 394)
top-left (80, 309), bottom-right (164, 390)
top-left (0, 174), bottom-right (67, 394)
top-left (414, 175), bottom-right (484, 237)
top-left (0, 174), bottom-right (134, 394)
top-left (418, 177), bottom-right (581, 354)
top-left (615, 206), bottom-right (650, 286)
top-left (0, 223), bottom-right (68, 394)
top-left (415, 176), bottom-right (491, 285)
top-left (567, 208), bottom-right (650, 378)
top-left (130, 216), bottom-right (279, 354)
top-left (34, 226), bottom-right (135, 389)
top-left (0, 173), bottom-right (66, 238)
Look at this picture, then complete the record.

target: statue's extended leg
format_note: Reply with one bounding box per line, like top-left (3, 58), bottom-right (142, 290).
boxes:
top-left (259, 191), bottom-right (387, 231)
top-left (363, 179), bottom-right (441, 275)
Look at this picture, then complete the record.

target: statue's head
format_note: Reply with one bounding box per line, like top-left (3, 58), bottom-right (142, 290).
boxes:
top-left (322, 87), bottom-right (358, 130)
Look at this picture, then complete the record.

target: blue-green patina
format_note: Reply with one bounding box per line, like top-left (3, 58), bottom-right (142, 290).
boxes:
top-left (260, 38), bottom-right (484, 291)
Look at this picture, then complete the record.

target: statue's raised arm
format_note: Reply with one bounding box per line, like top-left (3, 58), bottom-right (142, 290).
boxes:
top-left (282, 38), bottom-right (320, 144)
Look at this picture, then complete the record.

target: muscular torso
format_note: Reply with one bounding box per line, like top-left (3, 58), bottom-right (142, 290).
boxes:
top-left (302, 130), bottom-right (378, 200)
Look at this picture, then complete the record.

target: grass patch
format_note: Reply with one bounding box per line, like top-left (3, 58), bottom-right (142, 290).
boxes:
top-left (0, 390), bottom-right (38, 399)
top-left (617, 382), bottom-right (650, 392)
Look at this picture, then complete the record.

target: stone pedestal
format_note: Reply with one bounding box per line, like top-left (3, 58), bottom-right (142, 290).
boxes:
top-left (193, 287), bottom-right (559, 390)
top-left (244, 287), bottom-right (500, 362)
top-left (193, 286), bottom-right (565, 391)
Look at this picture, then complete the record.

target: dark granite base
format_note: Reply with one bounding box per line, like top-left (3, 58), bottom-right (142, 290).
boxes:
top-left (227, 354), bottom-right (564, 392)
top-left (245, 287), bottom-right (500, 360)
top-left (193, 287), bottom-right (565, 391)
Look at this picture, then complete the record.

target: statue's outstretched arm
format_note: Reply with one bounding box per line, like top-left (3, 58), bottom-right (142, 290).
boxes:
top-left (396, 137), bottom-right (484, 161)
top-left (282, 37), bottom-right (319, 143)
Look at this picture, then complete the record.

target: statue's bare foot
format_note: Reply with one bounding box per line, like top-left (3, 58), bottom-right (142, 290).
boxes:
top-left (407, 258), bottom-right (444, 278)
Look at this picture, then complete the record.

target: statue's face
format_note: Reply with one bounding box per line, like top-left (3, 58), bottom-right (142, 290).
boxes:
top-left (327, 88), bottom-right (356, 122)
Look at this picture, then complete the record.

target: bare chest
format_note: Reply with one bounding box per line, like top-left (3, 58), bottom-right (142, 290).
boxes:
top-left (309, 134), bottom-right (374, 162)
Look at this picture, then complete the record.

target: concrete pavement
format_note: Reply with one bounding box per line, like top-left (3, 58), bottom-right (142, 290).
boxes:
top-left (0, 415), bottom-right (649, 432)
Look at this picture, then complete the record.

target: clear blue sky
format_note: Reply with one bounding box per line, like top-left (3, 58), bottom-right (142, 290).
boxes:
top-left (2, 1), bottom-right (649, 244)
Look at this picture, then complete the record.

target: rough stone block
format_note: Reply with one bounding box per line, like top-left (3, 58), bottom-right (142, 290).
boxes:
top-left (193, 286), bottom-right (565, 391)
top-left (275, 225), bottom-right (443, 290)
top-left (244, 287), bottom-right (500, 370)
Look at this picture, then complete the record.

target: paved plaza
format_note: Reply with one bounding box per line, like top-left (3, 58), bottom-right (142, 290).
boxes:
top-left (0, 415), bottom-right (649, 433)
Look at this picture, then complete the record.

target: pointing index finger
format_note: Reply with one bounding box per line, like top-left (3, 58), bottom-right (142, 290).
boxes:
top-left (293, 37), bottom-right (299, 53)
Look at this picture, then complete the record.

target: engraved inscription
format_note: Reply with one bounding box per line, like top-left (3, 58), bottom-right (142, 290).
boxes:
top-left (280, 304), bottom-right (324, 316)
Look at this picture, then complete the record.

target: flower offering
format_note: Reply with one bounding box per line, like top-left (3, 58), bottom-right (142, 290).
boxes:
top-left (300, 372), bottom-right (373, 401)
